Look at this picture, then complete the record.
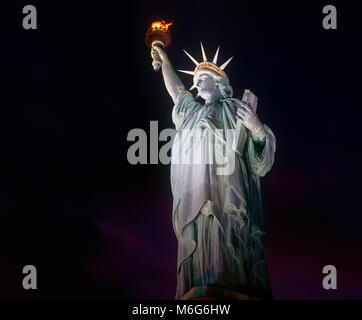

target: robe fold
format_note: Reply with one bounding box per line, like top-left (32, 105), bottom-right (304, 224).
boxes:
top-left (170, 90), bottom-right (276, 300)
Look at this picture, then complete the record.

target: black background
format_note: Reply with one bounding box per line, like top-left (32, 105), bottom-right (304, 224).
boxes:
top-left (0, 0), bottom-right (361, 299)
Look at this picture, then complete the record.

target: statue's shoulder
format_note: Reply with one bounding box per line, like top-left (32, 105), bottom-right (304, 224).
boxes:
top-left (176, 86), bottom-right (193, 97)
top-left (175, 87), bottom-right (199, 108)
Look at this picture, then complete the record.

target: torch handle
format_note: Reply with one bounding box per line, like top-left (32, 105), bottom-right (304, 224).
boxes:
top-left (151, 40), bottom-right (164, 72)
top-left (152, 55), bottom-right (162, 71)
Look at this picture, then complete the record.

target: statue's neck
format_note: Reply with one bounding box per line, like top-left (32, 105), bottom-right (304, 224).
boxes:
top-left (204, 90), bottom-right (221, 105)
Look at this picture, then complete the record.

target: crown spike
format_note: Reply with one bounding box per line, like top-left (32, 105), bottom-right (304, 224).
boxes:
top-left (183, 49), bottom-right (199, 65)
top-left (212, 46), bottom-right (220, 64)
top-left (177, 69), bottom-right (195, 76)
top-left (219, 56), bottom-right (233, 70)
top-left (200, 42), bottom-right (207, 62)
top-left (189, 84), bottom-right (196, 90)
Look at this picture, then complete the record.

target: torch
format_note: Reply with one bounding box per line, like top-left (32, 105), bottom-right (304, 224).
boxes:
top-left (145, 20), bottom-right (172, 71)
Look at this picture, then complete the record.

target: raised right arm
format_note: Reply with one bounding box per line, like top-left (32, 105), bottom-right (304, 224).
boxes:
top-left (152, 45), bottom-right (185, 104)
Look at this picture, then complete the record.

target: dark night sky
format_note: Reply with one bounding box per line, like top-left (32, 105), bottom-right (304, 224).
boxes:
top-left (0, 0), bottom-right (361, 299)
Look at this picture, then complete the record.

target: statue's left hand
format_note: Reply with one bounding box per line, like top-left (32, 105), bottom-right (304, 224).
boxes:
top-left (235, 100), bottom-right (266, 141)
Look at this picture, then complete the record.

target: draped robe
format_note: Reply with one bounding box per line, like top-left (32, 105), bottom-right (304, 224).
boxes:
top-left (170, 90), bottom-right (276, 300)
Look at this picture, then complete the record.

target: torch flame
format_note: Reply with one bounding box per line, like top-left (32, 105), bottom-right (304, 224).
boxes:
top-left (151, 20), bottom-right (172, 32)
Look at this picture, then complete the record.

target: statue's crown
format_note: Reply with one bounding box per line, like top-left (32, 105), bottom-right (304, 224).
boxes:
top-left (178, 42), bottom-right (233, 90)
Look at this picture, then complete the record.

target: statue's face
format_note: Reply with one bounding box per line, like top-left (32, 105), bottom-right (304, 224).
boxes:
top-left (196, 74), bottom-right (217, 100)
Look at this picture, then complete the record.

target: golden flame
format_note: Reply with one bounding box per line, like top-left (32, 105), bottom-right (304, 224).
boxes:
top-left (151, 20), bottom-right (172, 32)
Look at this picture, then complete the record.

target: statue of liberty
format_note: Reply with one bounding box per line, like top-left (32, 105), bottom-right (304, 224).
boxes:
top-left (151, 42), bottom-right (276, 300)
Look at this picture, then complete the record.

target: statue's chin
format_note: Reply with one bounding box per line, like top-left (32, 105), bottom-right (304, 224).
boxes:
top-left (198, 91), bottom-right (211, 101)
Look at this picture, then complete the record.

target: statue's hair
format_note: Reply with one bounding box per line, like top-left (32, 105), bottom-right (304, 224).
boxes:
top-left (216, 81), bottom-right (233, 98)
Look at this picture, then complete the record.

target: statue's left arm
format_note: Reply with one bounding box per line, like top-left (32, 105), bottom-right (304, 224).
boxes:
top-left (245, 125), bottom-right (276, 177)
top-left (236, 101), bottom-right (276, 177)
